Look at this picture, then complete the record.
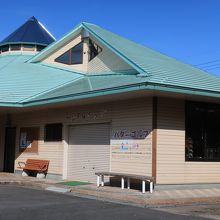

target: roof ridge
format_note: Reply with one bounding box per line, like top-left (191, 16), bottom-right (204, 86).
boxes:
top-left (19, 75), bottom-right (84, 103)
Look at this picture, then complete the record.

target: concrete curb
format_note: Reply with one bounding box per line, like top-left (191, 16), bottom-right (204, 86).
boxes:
top-left (0, 180), bottom-right (57, 190)
top-left (2, 179), bottom-right (220, 208)
top-left (70, 187), bottom-right (220, 207)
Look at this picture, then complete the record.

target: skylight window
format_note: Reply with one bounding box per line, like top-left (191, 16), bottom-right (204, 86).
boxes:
top-left (55, 42), bottom-right (83, 65)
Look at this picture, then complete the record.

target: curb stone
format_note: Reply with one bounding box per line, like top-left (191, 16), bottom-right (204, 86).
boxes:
top-left (70, 187), bottom-right (220, 207)
top-left (1, 179), bottom-right (220, 208)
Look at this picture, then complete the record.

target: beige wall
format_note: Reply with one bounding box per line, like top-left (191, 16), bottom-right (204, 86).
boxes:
top-left (2, 96), bottom-right (220, 183)
top-left (11, 98), bottom-right (152, 179)
top-left (12, 111), bottom-right (64, 176)
top-left (110, 99), bottom-right (152, 175)
top-left (157, 97), bottom-right (220, 184)
top-left (3, 96), bottom-right (220, 183)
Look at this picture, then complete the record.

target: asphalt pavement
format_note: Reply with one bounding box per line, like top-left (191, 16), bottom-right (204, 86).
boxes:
top-left (0, 185), bottom-right (211, 220)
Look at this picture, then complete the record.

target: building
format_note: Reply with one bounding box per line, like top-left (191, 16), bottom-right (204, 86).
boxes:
top-left (1, 16), bottom-right (220, 184)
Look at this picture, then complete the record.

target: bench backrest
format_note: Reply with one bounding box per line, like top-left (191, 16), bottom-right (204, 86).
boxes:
top-left (25, 159), bottom-right (50, 171)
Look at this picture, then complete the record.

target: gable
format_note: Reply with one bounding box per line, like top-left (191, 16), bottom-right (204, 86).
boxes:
top-left (41, 34), bottom-right (87, 72)
top-left (32, 27), bottom-right (134, 74)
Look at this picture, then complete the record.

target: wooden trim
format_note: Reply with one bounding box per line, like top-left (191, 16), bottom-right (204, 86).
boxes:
top-left (152, 97), bottom-right (158, 183)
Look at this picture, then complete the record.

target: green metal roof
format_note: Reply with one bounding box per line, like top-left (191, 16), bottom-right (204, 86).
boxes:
top-left (1, 22), bottom-right (220, 107)
top-left (0, 54), bottom-right (82, 105)
top-left (81, 23), bottom-right (220, 93)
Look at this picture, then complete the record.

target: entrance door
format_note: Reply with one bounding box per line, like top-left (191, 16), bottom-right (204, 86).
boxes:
top-left (4, 127), bottom-right (16, 172)
top-left (67, 123), bottom-right (110, 183)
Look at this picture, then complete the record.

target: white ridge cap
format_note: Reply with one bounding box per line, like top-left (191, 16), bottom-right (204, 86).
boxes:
top-left (38, 21), bottom-right (56, 40)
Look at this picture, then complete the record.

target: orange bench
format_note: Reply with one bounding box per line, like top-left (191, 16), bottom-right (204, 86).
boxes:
top-left (18, 159), bottom-right (49, 172)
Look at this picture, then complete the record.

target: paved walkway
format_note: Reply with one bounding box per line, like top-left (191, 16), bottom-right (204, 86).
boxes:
top-left (1, 173), bottom-right (220, 207)
top-left (70, 184), bottom-right (220, 206)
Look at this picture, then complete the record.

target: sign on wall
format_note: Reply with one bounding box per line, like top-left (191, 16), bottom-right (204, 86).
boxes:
top-left (111, 129), bottom-right (151, 160)
top-left (112, 129), bottom-right (150, 139)
top-left (66, 109), bottom-right (108, 122)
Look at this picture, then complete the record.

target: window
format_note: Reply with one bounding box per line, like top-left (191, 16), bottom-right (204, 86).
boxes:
top-left (55, 42), bottom-right (83, 65)
top-left (88, 39), bottom-right (102, 61)
top-left (45, 123), bottom-right (62, 142)
top-left (23, 44), bottom-right (35, 51)
top-left (71, 42), bottom-right (83, 64)
top-left (55, 51), bottom-right (69, 64)
top-left (1, 45), bottom-right (9, 52)
top-left (185, 101), bottom-right (220, 161)
top-left (10, 44), bottom-right (21, 51)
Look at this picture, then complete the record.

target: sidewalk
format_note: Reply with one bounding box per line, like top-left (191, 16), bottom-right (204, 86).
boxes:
top-left (1, 173), bottom-right (220, 207)
top-left (69, 183), bottom-right (220, 207)
top-left (0, 173), bottom-right (59, 189)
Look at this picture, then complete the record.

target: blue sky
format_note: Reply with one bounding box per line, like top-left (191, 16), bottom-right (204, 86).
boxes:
top-left (1, 0), bottom-right (220, 74)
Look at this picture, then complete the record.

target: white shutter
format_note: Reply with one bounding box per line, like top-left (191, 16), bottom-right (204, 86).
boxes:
top-left (67, 123), bottom-right (110, 183)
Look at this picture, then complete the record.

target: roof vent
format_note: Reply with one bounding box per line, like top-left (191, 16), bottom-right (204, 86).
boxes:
top-left (81, 29), bottom-right (90, 40)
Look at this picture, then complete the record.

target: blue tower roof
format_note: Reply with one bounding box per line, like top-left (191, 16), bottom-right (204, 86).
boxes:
top-left (0, 16), bottom-right (55, 46)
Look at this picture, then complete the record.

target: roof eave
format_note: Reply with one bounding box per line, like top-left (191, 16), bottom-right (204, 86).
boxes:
top-left (0, 42), bottom-right (48, 47)
top-left (0, 82), bottom-right (220, 108)
top-left (19, 82), bottom-right (220, 107)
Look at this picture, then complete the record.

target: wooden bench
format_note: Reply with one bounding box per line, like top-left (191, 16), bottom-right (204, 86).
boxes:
top-left (18, 159), bottom-right (50, 173)
top-left (95, 172), bottom-right (154, 193)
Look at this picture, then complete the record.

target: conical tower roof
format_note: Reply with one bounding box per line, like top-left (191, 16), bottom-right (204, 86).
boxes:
top-left (0, 16), bottom-right (55, 46)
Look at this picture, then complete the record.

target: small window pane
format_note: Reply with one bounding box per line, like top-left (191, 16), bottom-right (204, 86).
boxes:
top-left (55, 51), bottom-right (70, 64)
top-left (1, 45), bottom-right (9, 52)
top-left (55, 42), bottom-right (83, 65)
top-left (10, 44), bottom-right (21, 51)
top-left (23, 44), bottom-right (35, 51)
top-left (70, 42), bottom-right (83, 64)
top-left (45, 123), bottom-right (62, 142)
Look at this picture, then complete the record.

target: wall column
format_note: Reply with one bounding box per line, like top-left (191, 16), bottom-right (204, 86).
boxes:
top-left (62, 124), bottom-right (69, 179)
top-left (152, 97), bottom-right (158, 183)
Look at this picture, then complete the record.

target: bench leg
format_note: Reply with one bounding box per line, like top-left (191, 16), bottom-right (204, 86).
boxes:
top-left (142, 180), bottom-right (146, 193)
top-left (101, 175), bottom-right (104, 187)
top-left (97, 175), bottom-right (100, 187)
top-left (121, 177), bottom-right (125, 189)
top-left (150, 181), bottom-right (154, 193)
top-left (127, 178), bottom-right (130, 189)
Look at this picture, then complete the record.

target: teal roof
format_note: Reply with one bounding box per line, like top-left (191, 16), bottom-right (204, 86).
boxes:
top-left (82, 23), bottom-right (220, 92)
top-left (0, 54), bottom-right (82, 105)
top-left (1, 22), bottom-right (220, 107)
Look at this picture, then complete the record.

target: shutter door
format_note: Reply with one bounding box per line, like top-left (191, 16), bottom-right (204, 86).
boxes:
top-left (67, 123), bottom-right (110, 183)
